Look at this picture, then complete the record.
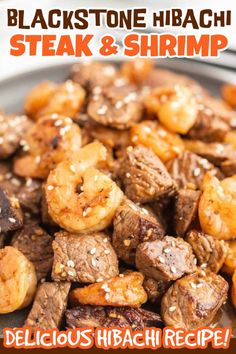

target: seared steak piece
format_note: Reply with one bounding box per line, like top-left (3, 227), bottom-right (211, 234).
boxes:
top-left (52, 231), bottom-right (119, 283)
top-left (174, 189), bottom-right (201, 236)
top-left (188, 107), bottom-right (229, 142)
top-left (0, 113), bottom-right (32, 159)
top-left (135, 236), bottom-right (197, 281)
top-left (0, 162), bottom-right (22, 196)
top-left (119, 146), bottom-right (176, 203)
top-left (221, 159), bottom-right (236, 177)
top-left (168, 151), bottom-right (221, 190)
top-left (186, 230), bottom-right (228, 273)
top-left (143, 69), bottom-right (206, 96)
top-left (87, 84), bottom-right (143, 130)
top-left (198, 95), bottom-right (236, 128)
top-left (17, 178), bottom-right (42, 215)
top-left (0, 187), bottom-right (23, 232)
top-left (24, 282), bottom-right (71, 330)
top-left (0, 233), bottom-right (5, 248)
top-left (71, 62), bottom-right (118, 90)
top-left (143, 278), bottom-right (171, 304)
top-left (0, 163), bottom-right (42, 215)
top-left (11, 220), bottom-right (53, 281)
top-left (161, 270), bottom-right (228, 330)
top-left (185, 140), bottom-right (236, 166)
top-left (112, 198), bottom-right (165, 264)
top-left (66, 305), bottom-right (163, 330)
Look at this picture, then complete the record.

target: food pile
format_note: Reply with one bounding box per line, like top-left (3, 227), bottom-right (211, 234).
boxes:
top-left (0, 59), bottom-right (236, 331)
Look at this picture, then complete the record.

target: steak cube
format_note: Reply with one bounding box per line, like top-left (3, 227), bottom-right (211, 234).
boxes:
top-left (185, 140), bottom-right (236, 166)
top-left (71, 62), bottom-right (118, 90)
top-left (112, 198), bottom-right (165, 264)
top-left (66, 306), bottom-right (163, 330)
top-left (186, 230), bottom-right (228, 273)
top-left (174, 189), bottom-right (201, 236)
top-left (0, 187), bottom-right (23, 232)
top-left (87, 84), bottom-right (143, 130)
top-left (161, 270), bottom-right (228, 329)
top-left (188, 107), bottom-right (229, 142)
top-left (119, 146), bottom-right (176, 203)
top-left (52, 231), bottom-right (119, 283)
top-left (143, 278), bottom-right (171, 305)
top-left (17, 178), bottom-right (42, 215)
top-left (11, 220), bottom-right (53, 281)
top-left (168, 151), bottom-right (221, 190)
top-left (221, 159), bottom-right (236, 177)
top-left (135, 236), bottom-right (197, 281)
top-left (0, 113), bottom-right (32, 159)
top-left (24, 282), bottom-right (71, 330)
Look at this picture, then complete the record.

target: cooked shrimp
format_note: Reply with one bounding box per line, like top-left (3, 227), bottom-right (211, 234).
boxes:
top-left (121, 59), bottom-right (154, 85)
top-left (25, 80), bottom-right (86, 120)
top-left (46, 142), bottom-right (123, 233)
top-left (70, 272), bottom-right (147, 307)
top-left (14, 114), bottom-right (81, 179)
top-left (232, 270), bottom-right (236, 309)
top-left (130, 120), bottom-right (184, 162)
top-left (0, 246), bottom-right (37, 314)
top-left (222, 240), bottom-right (236, 275)
top-left (199, 173), bottom-right (236, 240)
top-left (221, 84), bottom-right (236, 109)
top-left (24, 81), bottom-right (57, 119)
top-left (145, 86), bottom-right (198, 134)
top-left (224, 131), bottom-right (236, 148)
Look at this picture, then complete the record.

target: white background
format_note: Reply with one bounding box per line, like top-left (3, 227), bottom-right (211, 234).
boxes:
top-left (0, 0), bottom-right (235, 80)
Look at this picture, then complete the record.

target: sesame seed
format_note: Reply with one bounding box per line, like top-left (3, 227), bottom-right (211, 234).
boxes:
top-left (171, 241), bottom-right (176, 247)
top-left (90, 248), bottom-right (96, 255)
top-left (91, 258), bottom-right (97, 267)
top-left (55, 120), bottom-right (63, 127)
top-left (26, 178), bottom-right (32, 187)
top-left (193, 168), bottom-right (201, 177)
top-left (8, 218), bottom-right (16, 223)
top-left (47, 185), bottom-right (54, 191)
top-left (35, 156), bottom-right (41, 164)
top-left (96, 278), bottom-right (103, 282)
top-left (104, 250), bottom-right (110, 255)
top-left (0, 137), bottom-right (3, 144)
top-left (93, 86), bottom-right (102, 95)
top-left (190, 282), bottom-right (196, 289)
top-left (119, 274), bottom-right (124, 277)
top-left (164, 248), bottom-right (171, 254)
top-left (115, 101), bottom-right (124, 109)
top-left (194, 258), bottom-right (197, 265)
top-left (196, 282), bottom-right (203, 288)
top-left (11, 178), bottom-right (21, 186)
top-left (170, 266), bottom-right (177, 274)
top-left (70, 165), bottom-right (76, 173)
top-left (83, 207), bottom-right (92, 217)
top-left (201, 263), bottom-right (207, 269)
top-left (169, 306), bottom-right (176, 312)
top-left (141, 208), bottom-right (149, 215)
top-left (126, 172), bottom-right (131, 178)
top-left (201, 270), bottom-right (206, 277)
top-left (105, 293), bottom-right (110, 300)
top-left (51, 114), bottom-right (59, 119)
top-left (159, 256), bottom-right (165, 264)
top-left (68, 270), bottom-right (75, 276)
top-left (103, 238), bottom-right (108, 243)
top-left (97, 105), bottom-right (108, 115)
top-left (94, 175), bottom-right (98, 181)
top-left (67, 260), bottom-right (75, 268)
